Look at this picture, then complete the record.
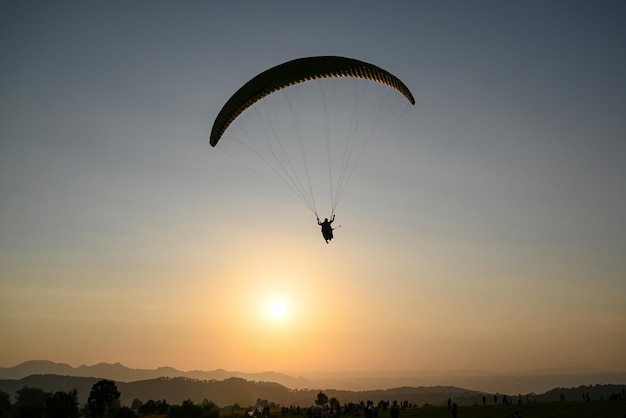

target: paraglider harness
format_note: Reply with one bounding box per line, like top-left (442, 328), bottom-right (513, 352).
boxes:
top-left (317, 213), bottom-right (339, 243)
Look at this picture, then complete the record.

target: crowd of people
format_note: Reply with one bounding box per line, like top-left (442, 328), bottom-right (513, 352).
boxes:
top-left (277, 400), bottom-right (404, 418)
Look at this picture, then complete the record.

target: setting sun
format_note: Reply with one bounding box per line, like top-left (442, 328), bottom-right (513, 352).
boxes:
top-left (267, 299), bottom-right (288, 319)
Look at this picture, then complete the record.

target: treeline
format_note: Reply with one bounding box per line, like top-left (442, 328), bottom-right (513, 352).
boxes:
top-left (0, 381), bottom-right (348, 418)
top-left (0, 375), bottom-right (483, 407)
top-left (0, 385), bottom-right (413, 418)
top-left (0, 378), bottom-right (220, 418)
top-left (537, 384), bottom-right (626, 402)
top-left (1, 374), bottom-right (625, 418)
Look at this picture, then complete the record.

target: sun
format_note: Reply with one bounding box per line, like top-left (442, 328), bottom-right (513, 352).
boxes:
top-left (267, 299), bottom-right (288, 319)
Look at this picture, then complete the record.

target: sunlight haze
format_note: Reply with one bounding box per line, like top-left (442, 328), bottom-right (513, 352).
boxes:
top-left (1, 1), bottom-right (625, 383)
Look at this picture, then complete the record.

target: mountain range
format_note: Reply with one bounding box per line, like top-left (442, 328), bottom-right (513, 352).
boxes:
top-left (0, 360), bottom-right (312, 389)
top-left (1, 373), bottom-right (625, 408)
top-left (0, 374), bottom-right (490, 407)
top-left (1, 360), bottom-right (625, 396)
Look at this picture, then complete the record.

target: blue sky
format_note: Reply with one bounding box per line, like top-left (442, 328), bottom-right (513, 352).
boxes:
top-left (1, 1), bottom-right (625, 376)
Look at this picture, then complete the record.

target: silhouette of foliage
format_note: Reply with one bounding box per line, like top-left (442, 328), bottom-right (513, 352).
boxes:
top-left (15, 386), bottom-right (46, 418)
top-left (139, 399), bottom-right (170, 415)
top-left (315, 391), bottom-right (329, 406)
top-left (115, 406), bottom-right (135, 418)
top-left (202, 398), bottom-right (219, 414)
top-left (88, 379), bottom-right (120, 418)
top-left (169, 399), bottom-right (219, 418)
top-left (0, 390), bottom-right (10, 418)
top-left (130, 398), bottom-right (142, 410)
top-left (46, 389), bottom-right (79, 418)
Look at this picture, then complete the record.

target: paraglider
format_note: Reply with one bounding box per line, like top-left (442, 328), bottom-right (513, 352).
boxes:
top-left (317, 214), bottom-right (336, 244)
top-left (210, 56), bottom-right (414, 242)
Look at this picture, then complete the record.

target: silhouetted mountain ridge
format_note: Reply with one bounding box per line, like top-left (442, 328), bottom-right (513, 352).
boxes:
top-left (0, 360), bottom-right (312, 389)
top-left (0, 374), bottom-right (486, 407)
top-left (1, 361), bottom-right (625, 395)
top-left (1, 374), bottom-right (624, 408)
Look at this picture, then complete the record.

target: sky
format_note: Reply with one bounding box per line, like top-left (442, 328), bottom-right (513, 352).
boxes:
top-left (1, 1), bottom-right (625, 379)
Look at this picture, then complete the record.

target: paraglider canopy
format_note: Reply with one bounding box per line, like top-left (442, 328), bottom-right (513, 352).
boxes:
top-left (210, 56), bottom-right (415, 147)
top-left (210, 55), bottom-right (414, 218)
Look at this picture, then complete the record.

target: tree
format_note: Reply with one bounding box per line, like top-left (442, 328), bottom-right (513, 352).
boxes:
top-left (169, 399), bottom-right (220, 418)
top-left (0, 390), bottom-right (11, 418)
top-left (139, 399), bottom-right (169, 415)
top-left (15, 386), bottom-right (47, 418)
top-left (256, 399), bottom-right (270, 409)
top-left (139, 400), bottom-right (156, 415)
top-left (115, 406), bottom-right (135, 418)
top-left (88, 379), bottom-right (121, 418)
top-left (130, 398), bottom-right (142, 411)
top-left (202, 399), bottom-right (219, 418)
top-left (46, 389), bottom-right (80, 418)
top-left (315, 391), bottom-right (329, 407)
top-left (169, 399), bottom-right (203, 418)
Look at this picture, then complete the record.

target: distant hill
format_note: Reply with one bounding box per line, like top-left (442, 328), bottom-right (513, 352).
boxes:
top-left (0, 360), bottom-right (312, 389)
top-left (1, 374), bottom-right (624, 408)
top-left (1, 361), bottom-right (625, 395)
top-left (0, 374), bottom-right (484, 407)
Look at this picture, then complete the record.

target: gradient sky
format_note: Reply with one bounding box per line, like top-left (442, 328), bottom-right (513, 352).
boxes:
top-left (1, 1), bottom-right (625, 377)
